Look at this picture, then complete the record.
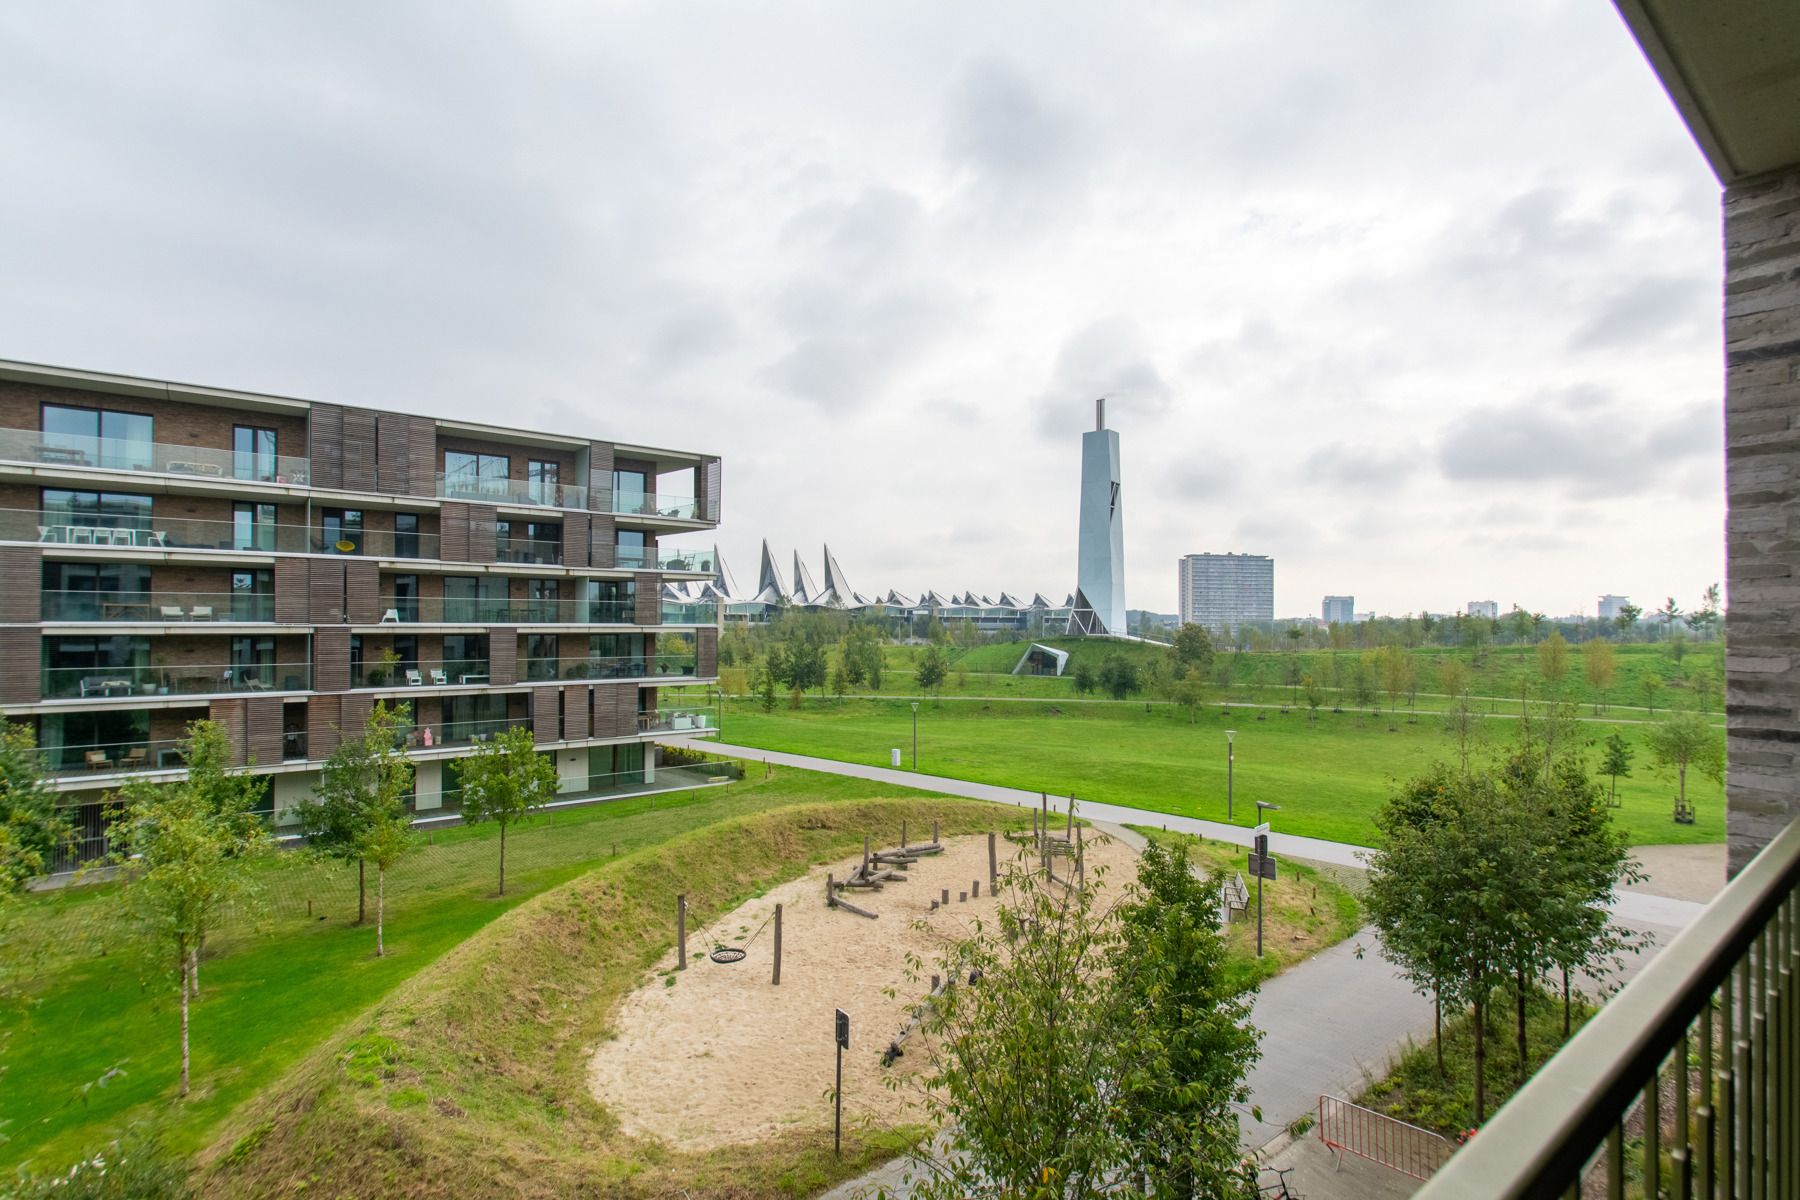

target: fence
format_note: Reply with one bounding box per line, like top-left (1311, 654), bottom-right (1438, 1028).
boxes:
top-left (1317, 1095), bottom-right (1455, 1181)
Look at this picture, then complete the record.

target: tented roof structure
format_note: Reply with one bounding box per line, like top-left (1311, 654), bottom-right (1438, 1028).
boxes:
top-left (749, 540), bottom-right (788, 606)
top-left (791, 552), bottom-right (820, 605)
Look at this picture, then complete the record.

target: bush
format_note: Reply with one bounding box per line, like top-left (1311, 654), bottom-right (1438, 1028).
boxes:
top-left (2, 1133), bottom-right (190, 1200)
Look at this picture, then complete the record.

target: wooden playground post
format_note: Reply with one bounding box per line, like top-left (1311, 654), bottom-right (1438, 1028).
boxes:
top-left (932, 819), bottom-right (939, 845)
top-left (677, 894), bottom-right (688, 969)
top-left (1066, 797), bottom-right (1073, 838)
top-left (988, 831), bottom-right (998, 886)
top-left (862, 835), bottom-right (871, 877)
top-left (772, 904), bottom-right (783, 985)
top-left (1077, 825), bottom-right (1085, 889)
top-left (901, 819), bottom-right (907, 849)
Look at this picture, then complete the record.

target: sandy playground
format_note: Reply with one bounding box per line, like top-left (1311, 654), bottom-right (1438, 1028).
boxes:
top-left (587, 826), bottom-right (1141, 1150)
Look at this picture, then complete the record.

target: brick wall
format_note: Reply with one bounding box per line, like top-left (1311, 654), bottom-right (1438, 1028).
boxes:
top-left (0, 379), bottom-right (308, 459)
top-left (1726, 165), bottom-right (1800, 873)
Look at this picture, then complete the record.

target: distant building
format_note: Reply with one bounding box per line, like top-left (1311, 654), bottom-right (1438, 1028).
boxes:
top-left (1599, 594), bottom-right (1631, 620)
top-left (1178, 553), bottom-right (1274, 630)
top-left (1322, 595), bottom-right (1355, 624)
top-left (1468, 600), bottom-right (1499, 620)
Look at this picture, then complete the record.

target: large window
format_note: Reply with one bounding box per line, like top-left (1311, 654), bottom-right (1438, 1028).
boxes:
top-left (229, 636), bottom-right (276, 688)
top-left (321, 509), bottom-right (363, 555)
top-left (525, 578), bottom-right (560, 622)
top-left (442, 633), bottom-right (489, 683)
top-left (43, 635), bottom-right (149, 698)
top-left (584, 577), bottom-right (635, 622)
top-left (496, 520), bottom-right (561, 564)
top-left (442, 576), bottom-right (502, 622)
top-left (442, 693), bottom-right (508, 743)
top-left (230, 569), bottom-right (273, 621)
top-left (42, 403), bottom-right (153, 471)
top-left (233, 502), bottom-right (277, 551)
top-left (41, 560), bottom-right (151, 620)
top-left (587, 632), bottom-right (645, 677)
top-left (526, 634), bottom-right (559, 680)
top-left (41, 489), bottom-right (152, 535)
top-left (389, 574), bottom-right (420, 622)
top-left (614, 529), bottom-right (647, 569)
top-left (36, 709), bottom-right (150, 771)
top-left (232, 426), bottom-right (277, 482)
top-left (526, 459), bottom-right (559, 505)
top-left (393, 512), bottom-right (421, 559)
top-left (443, 451), bottom-right (510, 498)
top-left (612, 468), bottom-right (648, 514)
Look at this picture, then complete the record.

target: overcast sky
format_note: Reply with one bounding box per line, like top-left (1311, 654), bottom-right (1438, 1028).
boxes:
top-left (0, 1), bottom-right (1725, 618)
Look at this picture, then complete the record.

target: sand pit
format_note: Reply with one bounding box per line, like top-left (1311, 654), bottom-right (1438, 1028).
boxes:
top-left (587, 827), bottom-right (1140, 1150)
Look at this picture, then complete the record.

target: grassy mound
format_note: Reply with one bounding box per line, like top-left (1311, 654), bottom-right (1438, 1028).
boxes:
top-left (199, 797), bottom-right (1024, 1200)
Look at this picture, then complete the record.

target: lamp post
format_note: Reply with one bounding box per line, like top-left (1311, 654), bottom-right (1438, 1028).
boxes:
top-left (1254, 800), bottom-right (1281, 958)
top-left (911, 701), bottom-right (919, 770)
top-left (1225, 730), bottom-right (1237, 822)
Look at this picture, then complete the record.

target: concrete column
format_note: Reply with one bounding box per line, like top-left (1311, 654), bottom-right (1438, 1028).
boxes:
top-left (643, 743), bottom-right (656, 784)
top-left (1726, 166), bottom-right (1800, 874)
top-left (412, 760), bottom-right (443, 810)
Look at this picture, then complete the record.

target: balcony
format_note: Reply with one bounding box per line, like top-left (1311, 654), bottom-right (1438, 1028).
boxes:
top-left (44, 662), bottom-right (312, 700)
top-left (636, 709), bottom-right (715, 734)
top-left (610, 489), bottom-right (699, 520)
top-left (594, 544), bottom-right (716, 573)
top-left (436, 472), bottom-right (586, 510)
top-left (494, 536), bottom-right (563, 566)
top-left (0, 427), bottom-right (311, 485)
top-left (354, 658), bottom-right (491, 688)
top-left (527, 654), bottom-right (701, 682)
top-left (1415, 816), bottom-right (1800, 1198)
top-left (659, 601), bottom-right (718, 624)
top-left (399, 717), bottom-right (524, 749)
top-left (4, 508), bottom-right (440, 559)
top-left (42, 589), bottom-right (280, 623)
top-left (378, 596), bottom-right (638, 625)
top-left (35, 737), bottom-right (191, 775)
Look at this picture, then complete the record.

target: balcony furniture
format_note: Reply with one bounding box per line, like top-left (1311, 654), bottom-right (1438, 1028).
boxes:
top-left (122, 747), bottom-right (148, 769)
top-left (101, 602), bottom-right (151, 620)
top-left (189, 605), bottom-right (214, 620)
top-left (167, 460), bottom-right (224, 477)
top-left (460, 673), bottom-right (489, 685)
top-left (405, 669), bottom-right (423, 686)
top-left (84, 750), bottom-right (110, 770)
top-left (245, 679), bottom-right (271, 691)
top-left (381, 608), bottom-right (400, 623)
top-left (157, 748), bottom-right (183, 768)
top-left (282, 674), bottom-right (302, 691)
top-left (78, 677), bottom-right (134, 697)
top-left (159, 605), bottom-right (184, 621)
top-left (672, 714), bottom-right (694, 730)
top-left (430, 668), bottom-right (448, 686)
top-left (37, 525), bottom-right (52, 542)
top-left (35, 443), bottom-right (90, 465)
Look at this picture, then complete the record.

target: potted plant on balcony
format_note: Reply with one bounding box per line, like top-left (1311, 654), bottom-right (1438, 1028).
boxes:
top-left (151, 653), bottom-right (170, 696)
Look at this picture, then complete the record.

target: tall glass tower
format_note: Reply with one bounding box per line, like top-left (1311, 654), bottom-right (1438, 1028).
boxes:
top-left (1070, 398), bottom-right (1125, 636)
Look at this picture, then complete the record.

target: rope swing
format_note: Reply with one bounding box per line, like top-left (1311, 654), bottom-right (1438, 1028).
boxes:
top-left (705, 909), bottom-right (775, 965)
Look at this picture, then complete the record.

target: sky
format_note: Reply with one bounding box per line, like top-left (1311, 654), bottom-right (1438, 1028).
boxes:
top-left (0, 1), bottom-right (1726, 619)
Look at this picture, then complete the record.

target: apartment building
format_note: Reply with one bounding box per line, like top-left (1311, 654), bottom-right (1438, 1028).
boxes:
top-left (0, 359), bottom-right (722, 860)
top-left (1321, 594), bottom-right (1355, 625)
top-left (1177, 552), bottom-right (1274, 631)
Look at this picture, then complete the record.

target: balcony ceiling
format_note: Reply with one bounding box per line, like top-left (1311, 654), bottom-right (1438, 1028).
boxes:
top-left (1615, 0), bottom-right (1800, 183)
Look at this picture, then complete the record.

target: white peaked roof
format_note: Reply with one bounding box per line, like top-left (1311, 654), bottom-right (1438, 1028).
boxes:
top-left (918, 589), bottom-right (949, 607)
top-left (711, 545), bottom-right (738, 600)
top-left (791, 551), bottom-right (821, 605)
top-left (884, 589), bottom-right (915, 607)
top-left (1030, 593), bottom-right (1054, 608)
top-left (822, 545), bottom-right (854, 600)
top-left (750, 540), bottom-right (788, 605)
top-left (997, 592), bottom-right (1024, 608)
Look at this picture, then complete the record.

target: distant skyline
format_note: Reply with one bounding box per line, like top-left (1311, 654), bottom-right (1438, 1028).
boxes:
top-left (0, 2), bottom-right (1724, 616)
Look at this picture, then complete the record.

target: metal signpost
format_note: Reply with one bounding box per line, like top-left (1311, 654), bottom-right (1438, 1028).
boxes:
top-left (1251, 805), bottom-right (1281, 956)
top-left (1225, 730), bottom-right (1236, 821)
top-left (834, 1008), bottom-right (850, 1156)
top-left (911, 702), bottom-right (919, 770)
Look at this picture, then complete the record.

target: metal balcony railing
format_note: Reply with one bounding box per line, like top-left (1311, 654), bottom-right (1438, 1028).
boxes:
top-left (0, 427), bottom-right (312, 485)
top-left (41, 589), bottom-right (282, 623)
top-left (435, 472), bottom-right (586, 510)
top-left (609, 490), bottom-right (699, 520)
top-left (43, 662), bottom-right (312, 699)
top-left (1415, 817), bottom-right (1800, 1199)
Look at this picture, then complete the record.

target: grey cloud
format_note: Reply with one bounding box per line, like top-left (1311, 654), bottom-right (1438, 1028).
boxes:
top-left (756, 281), bottom-right (958, 411)
top-left (1573, 275), bottom-right (1712, 349)
top-left (1165, 458), bottom-right (1241, 501)
top-left (1303, 444), bottom-right (1419, 488)
top-left (1032, 318), bottom-right (1173, 437)
top-left (1436, 391), bottom-right (1718, 494)
top-left (1231, 513), bottom-right (1315, 555)
top-left (946, 57), bottom-right (1079, 182)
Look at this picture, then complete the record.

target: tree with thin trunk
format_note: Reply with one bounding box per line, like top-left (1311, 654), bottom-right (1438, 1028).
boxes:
top-left (1583, 640), bottom-right (1617, 713)
top-left (297, 695), bottom-right (413, 932)
top-left (1536, 631), bottom-right (1570, 695)
top-left (457, 725), bottom-right (558, 895)
top-left (110, 721), bottom-right (268, 1097)
top-left (1645, 711), bottom-right (1725, 819)
top-left (1600, 733), bottom-right (1633, 805)
top-left (1641, 672), bottom-right (1665, 717)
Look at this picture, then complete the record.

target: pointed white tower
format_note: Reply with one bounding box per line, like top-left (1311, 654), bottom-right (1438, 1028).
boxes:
top-left (1070, 398), bottom-right (1125, 636)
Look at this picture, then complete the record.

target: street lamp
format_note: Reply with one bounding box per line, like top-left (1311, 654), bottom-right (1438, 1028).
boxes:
top-left (911, 701), bottom-right (920, 770)
top-left (1254, 801), bottom-right (1282, 958)
top-left (1225, 730), bottom-right (1237, 822)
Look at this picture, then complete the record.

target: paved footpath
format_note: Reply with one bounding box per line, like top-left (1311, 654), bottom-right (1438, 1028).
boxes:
top-left (684, 741), bottom-right (1708, 1198)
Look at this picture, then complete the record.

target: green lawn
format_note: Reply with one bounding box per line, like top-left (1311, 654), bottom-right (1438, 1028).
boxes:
top-left (709, 696), bottom-right (1724, 848)
top-left (0, 769), bottom-right (949, 1174)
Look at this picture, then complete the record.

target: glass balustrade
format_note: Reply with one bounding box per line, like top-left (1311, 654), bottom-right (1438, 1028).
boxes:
top-left (41, 589), bottom-right (281, 622)
top-left (398, 718), bottom-right (524, 749)
top-left (35, 737), bottom-right (193, 775)
top-left (658, 601), bottom-right (718, 624)
top-left (635, 709), bottom-right (716, 733)
top-left (541, 654), bottom-right (701, 681)
top-left (494, 537), bottom-right (563, 565)
top-left (43, 662), bottom-right (312, 699)
top-left (378, 596), bottom-right (641, 624)
top-left (609, 489), bottom-right (699, 519)
top-left (0, 427), bottom-right (312, 484)
top-left (0, 507), bottom-right (441, 558)
top-left (435, 472), bottom-right (587, 509)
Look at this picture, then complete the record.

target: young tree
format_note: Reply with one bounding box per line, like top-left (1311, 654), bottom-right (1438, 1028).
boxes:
top-left (1536, 631), bottom-right (1570, 694)
top-left (1582, 640), bottom-right (1617, 713)
top-left (1615, 602), bottom-right (1643, 639)
top-left (1071, 658), bottom-right (1097, 696)
top-left (1689, 583), bottom-right (1722, 639)
top-left (1644, 711), bottom-right (1725, 819)
top-left (297, 699), bottom-right (413, 927)
top-left (458, 726), bottom-right (558, 895)
top-left (1098, 654), bottom-right (1140, 701)
top-left (1301, 674), bottom-right (1324, 723)
top-left (1641, 672), bottom-right (1665, 717)
top-left (1171, 623), bottom-right (1215, 676)
top-left (1656, 596), bottom-right (1683, 638)
top-left (1441, 688), bottom-right (1487, 773)
top-left (754, 662), bottom-right (779, 712)
top-left (1437, 657), bottom-right (1470, 702)
top-left (110, 721), bottom-right (270, 1096)
top-left (0, 724), bottom-right (69, 892)
top-left (916, 643), bottom-right (949, 695)
top-left (1599, 732), bottom-right (1633, 805)
top-left (1172, 675), bottom-right (1207, 725)
top-left (1379, 646), bottom-right (1409, 713)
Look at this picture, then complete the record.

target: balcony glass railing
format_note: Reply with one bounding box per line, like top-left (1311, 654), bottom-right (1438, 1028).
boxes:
top-left (636, 709), bottom-right (716, 733)
top-left (378, 596), bottom-right (639, 624)
top-left (435, 473), bottom-right (586, 509)
top-left (44, 662), bottom-right (312, 699)
top-left (41, 590), bottom-right (281, 623)
top-left (591, 545), bottom-right (716, 573)
top-left (530, 654), bottom-right (701, 682)
top-left (0, 428), bottom-right (312, 485)
top-left (398, 718), bottom-right (524, 749)
top-left (1, 508), bottom-right (440, 558)
top-left (659, 601), bottom-right (718, 624)
top-left (36, 737), bottom-right (192, 775)
top-left (494, 537), bottom-right (563, 566)
top-left (610, 490), bottom-right (699, 520)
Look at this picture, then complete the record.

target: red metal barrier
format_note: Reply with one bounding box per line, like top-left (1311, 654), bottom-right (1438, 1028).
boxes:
top-left (1316, 1094), bottom-right (1456, 1181)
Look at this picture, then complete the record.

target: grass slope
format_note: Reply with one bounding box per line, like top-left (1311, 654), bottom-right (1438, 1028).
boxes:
top-left (199, 798), bottom-right (1027, 1200)
top-left (0, 771), bottom-right (942, 1174)
top-left (712, 697), bottom-right (1723, 847)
